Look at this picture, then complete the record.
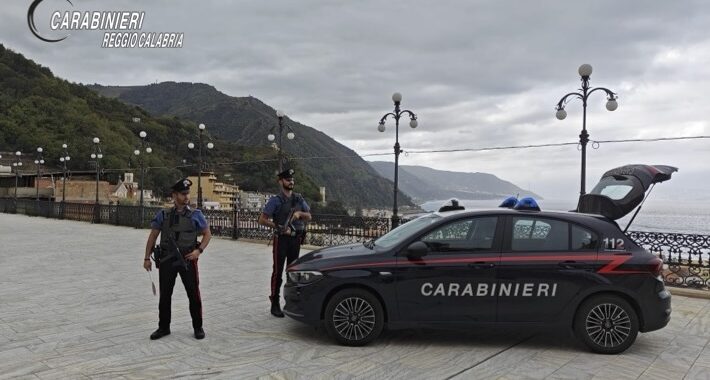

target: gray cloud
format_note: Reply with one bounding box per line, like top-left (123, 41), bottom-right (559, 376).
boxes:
top-left (1, 0), bottom-right (708, 200)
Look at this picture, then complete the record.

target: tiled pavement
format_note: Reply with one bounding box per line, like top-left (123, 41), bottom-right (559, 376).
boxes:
top-left (1, 213), bottom-right (710, 379)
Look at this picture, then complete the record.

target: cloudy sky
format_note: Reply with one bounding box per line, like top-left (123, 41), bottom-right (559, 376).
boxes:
top-left (1, 0), bottom-right (708, 201)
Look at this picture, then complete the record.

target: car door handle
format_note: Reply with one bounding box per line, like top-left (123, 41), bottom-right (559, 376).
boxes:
top-left (468, 262), bottom-right (495, 269)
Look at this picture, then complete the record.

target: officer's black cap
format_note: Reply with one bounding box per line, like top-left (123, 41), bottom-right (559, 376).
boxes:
top-left (171, 177), bottom-right (192, 193)
top-left (277, 168), bottom-right (295, 180)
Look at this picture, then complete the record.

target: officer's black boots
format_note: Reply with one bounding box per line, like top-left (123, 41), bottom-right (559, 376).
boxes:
top-left (194, 327), bottom-right (205, 340)
top-left (150, 328), bottom-right (171, 340)
top-left (271, 299), bottom-right (284, 318)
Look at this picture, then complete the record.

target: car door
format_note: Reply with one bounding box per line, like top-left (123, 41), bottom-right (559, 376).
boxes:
top-left (395, 216), bottom-right (501, 323)
top-left (496, 216), bottom-right (599, 322)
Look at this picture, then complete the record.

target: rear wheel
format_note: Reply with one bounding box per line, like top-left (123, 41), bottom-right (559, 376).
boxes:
top-left (574, 295), bottom-right (639, 354)
top-left (324, 288), bottom-right (384, 346)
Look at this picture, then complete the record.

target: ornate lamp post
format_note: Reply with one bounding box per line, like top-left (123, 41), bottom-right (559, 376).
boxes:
top-left (91, 137), bottom-right (103, 222)
top-left (59, 144), bottom-right (70, 218)
top-left (267, 110), bottom-right (295, 173)
top-left (12, 151), bottom-right (22, 207)
top-left (377, 92), bottom-right (418, 228)
top-left (133, 127), bottom-right (152, 226)
top-left (188, 123), bottom-right (213, 208)
top-left (34, 147), bottom-right (45, 201)
top-left (555, 64), bottom-right (618, 196)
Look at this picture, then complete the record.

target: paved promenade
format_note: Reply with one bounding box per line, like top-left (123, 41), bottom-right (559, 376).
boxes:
top-left (2, 213), bottom-right (710, 379)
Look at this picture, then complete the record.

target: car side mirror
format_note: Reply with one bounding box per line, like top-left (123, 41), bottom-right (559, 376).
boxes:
top-left (406, 241), bottom-right (429, 259)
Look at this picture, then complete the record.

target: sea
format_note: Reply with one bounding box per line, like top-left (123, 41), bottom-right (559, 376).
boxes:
top-left (420, 198), bottom-right (709, 236)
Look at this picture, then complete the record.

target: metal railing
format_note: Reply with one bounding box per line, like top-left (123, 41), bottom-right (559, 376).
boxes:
top-left (2, 198), bottom-right (709, 289)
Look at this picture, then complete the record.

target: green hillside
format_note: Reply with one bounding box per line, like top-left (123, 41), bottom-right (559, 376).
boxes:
top-left (0, 44), bottom-right (320, 200)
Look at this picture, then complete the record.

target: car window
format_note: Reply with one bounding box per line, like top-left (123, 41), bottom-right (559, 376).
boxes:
top-left (421, 217), bottom-right (498, 252)
top-left (511, 217), bottom-right (568, 251)
top-left (375, 214), bottom-right (441, 249)
top-left (571, 224), bottom-right (598, 251)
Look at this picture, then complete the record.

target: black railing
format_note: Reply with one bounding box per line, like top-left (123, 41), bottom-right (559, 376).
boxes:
top-left (2, 198), bottom-right (709, 289)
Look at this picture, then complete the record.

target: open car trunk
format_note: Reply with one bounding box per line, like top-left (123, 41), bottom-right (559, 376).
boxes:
top-left (577, 164), bottom-right (678, 220)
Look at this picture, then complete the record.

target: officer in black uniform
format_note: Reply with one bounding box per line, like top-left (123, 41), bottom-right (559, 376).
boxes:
top-left (143, 178), bottom-right (212, 340)
top-left (258, 168), bottom-right (312, 317)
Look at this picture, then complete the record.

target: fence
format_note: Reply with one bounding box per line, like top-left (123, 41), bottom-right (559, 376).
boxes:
top-left (2, 198), bottom-right (709, 289)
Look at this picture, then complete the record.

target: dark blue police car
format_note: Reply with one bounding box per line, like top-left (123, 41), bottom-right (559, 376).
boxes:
top-left (284, 165), bottom-right (676, 354)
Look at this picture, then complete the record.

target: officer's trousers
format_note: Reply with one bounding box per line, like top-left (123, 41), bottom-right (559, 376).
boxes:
top-left (270, 235), bottom-right (301, 300)
top-left (158, 259), bottom-right (202, 330)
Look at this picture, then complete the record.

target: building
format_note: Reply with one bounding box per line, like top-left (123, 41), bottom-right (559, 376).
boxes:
top-left (187, 172), bottom-right (240, 210)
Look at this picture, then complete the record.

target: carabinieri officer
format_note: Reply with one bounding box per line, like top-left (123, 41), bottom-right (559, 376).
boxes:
top-left (258, 168), bottom-right (312, 317)
top-left (143, 177), bottom-right (211, 340)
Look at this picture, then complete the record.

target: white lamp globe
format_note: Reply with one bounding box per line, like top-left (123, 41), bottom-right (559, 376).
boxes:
top-left (139, 131), bottom-right (147, 138)
top-left (409, 119), bottom-right (418, 128)
top-left (188, 142), bottom-right (195, 149)
top-left (198, 123), bottom-right (206, 130)
top-left (91, 153), bottom-right (96, 159)
top-left (37, 147), bottom-right (43, 153)
top-left (97, 154), bottom-right (103, 159)
top-left (40, 159), bottom-right (44, 164)
top-left (267, 134), bottom-right (275, 142)
top-left (276, 110), bottom-right (285, 118)
top-left (578, 64), bottom-right (593, 77)
top-left (93, 137), bottom-right (100, 144)
top-left (66, 156), bottom-right (70, 161)
top-left (146, 147), bottom-right (152, 153)
top-left (556, 109), bottom-right (567, 120)
top-left (134, 150), bottom-right (140, 156)
top-left (377, 122), bottom-right (385, 132)
top-left (287, 132), bottom-right (295, 140)
top-left (392, 92), bottom-right (402, 103)
top-left (60, 157), bottom-right (65, 162)
top-left (207, 142), bottom-right (214, 149)
top-left (62, 143), bottom-right (68, 149)
top-left (606, 99), bottom-right (618, 111)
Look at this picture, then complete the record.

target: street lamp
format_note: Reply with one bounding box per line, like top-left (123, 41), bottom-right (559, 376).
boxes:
top-left (377, 92), bottom-right (418, 228)
top-left (34, 147), bottom-right (45, 201)
top-left (59, 143), bottom-right (70, 217)
top-left (267, 110), bottom-right (295, 172)
top-left (555, 64), bottom-right (618, 197)
top-left (91, 137), bottom-right (103, 205)
top-left (12, 151), bottom-right (22, 207)
top-left (188, 123), bottom-right (213, 208)
top-left (134, 125), bottom-right (152, 226)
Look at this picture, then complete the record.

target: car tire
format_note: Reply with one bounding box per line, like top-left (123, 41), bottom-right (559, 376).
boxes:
top-left (324, 288), bottom-right (384, 346)
top-left (574, 294), bottom-right (639, 354)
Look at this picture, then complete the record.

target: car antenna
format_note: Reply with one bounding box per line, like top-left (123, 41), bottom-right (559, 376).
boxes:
top-left (623, 183), bottom-right (656, 233)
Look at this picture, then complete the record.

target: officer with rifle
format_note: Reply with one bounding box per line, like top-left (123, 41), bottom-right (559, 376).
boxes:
top-left (143, 178), bottom-right (211, 340)
top-left (258, 168), bottom-right (311, 317)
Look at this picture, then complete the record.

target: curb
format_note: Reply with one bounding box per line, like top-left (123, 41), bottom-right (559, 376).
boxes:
top-left (668, 287), bottom-right (710, 300)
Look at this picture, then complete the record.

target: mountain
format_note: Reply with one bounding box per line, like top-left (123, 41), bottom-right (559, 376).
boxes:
top-left (0, 44), bottom-right (320, 199)
top-left (89, 82), bottom-right (414, 208)
top-left (369, 161), bottom-right (542, 203)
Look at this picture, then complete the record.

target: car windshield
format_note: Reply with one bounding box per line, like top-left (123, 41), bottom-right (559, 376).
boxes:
top-left (375, 214), bottom-right (442, 249)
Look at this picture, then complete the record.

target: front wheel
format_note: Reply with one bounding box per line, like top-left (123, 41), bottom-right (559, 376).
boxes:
top-left (324, 288), bottom-right (384, 346)
top-left (574, 295), bottom-right (639, 354)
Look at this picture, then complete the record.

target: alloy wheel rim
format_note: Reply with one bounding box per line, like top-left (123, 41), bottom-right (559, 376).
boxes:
top-left (585, 303), bottom-right (631, 348)
top-left (332, 296), bottom-right (376, 341)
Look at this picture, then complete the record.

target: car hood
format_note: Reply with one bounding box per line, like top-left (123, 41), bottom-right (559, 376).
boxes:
top-left (290, 243), bottom-right (378, 269)
top-left (577, 164), bottom-right (678, 220)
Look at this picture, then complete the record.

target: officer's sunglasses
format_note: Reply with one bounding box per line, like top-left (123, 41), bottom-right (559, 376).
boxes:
top-left (282, 178), bottom-right (294, 182)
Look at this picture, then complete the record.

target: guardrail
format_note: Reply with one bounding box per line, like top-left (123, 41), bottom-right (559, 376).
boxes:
top-left (2, 198), bottom-right (709, 289)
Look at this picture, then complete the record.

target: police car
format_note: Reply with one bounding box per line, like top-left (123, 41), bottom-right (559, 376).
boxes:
top-left (284, 165), bottom-right (676, 354)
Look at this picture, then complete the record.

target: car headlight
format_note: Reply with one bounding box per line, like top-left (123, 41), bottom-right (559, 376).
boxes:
top-left (288, 271), bottom-right (323, 285)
